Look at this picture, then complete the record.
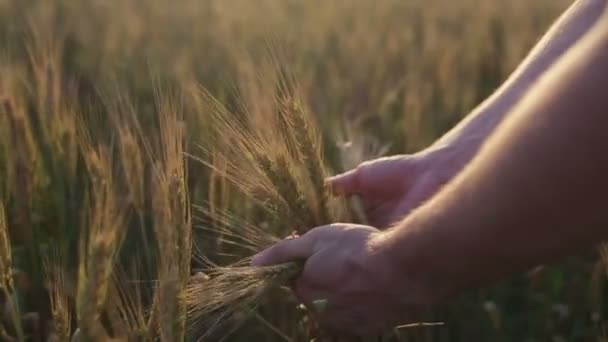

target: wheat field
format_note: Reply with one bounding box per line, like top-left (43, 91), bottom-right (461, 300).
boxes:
top-left (3, 0), bottom-right (608, 341)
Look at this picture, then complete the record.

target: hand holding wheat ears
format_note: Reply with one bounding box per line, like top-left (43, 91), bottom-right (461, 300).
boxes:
top-left (186, 70), bottom-right (454, 337)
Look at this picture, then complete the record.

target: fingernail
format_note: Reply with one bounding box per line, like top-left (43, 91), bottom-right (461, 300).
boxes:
top-left (312, 298), bottom-right (328, 313)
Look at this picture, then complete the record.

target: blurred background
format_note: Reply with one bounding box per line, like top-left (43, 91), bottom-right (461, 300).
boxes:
top-left (2, 0), bottom-right (608, 341)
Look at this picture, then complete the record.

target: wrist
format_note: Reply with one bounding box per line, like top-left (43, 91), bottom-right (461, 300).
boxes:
top-left (374, 213), bottom-right (464, 307)
top-left (421, 141), bottom-right (480, 183)
top-left (432, 86), bottom-right (513, 150)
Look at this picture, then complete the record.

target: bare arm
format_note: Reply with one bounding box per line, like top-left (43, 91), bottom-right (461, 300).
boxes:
top-left (433, 0), bottom-right (606, 151)
top-left (385, 10), bottom-right (608, 299)
top-left (327, 0), bottom-right (608, 228)
top-left (252, 3), bottom-right (608, 336)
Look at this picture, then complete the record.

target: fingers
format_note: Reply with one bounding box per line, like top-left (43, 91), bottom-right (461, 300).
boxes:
top-left (251, 232), bottom-right (317, 266)
top-left (328, 155), bottom-right (412, 198)
top-left (326, 168), bottom-right (360, 197)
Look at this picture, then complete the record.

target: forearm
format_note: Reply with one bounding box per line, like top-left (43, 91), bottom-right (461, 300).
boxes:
top-left (433, 0), bottom-right (607, 150)
top-left (383, 13), bottom-right (608, 300)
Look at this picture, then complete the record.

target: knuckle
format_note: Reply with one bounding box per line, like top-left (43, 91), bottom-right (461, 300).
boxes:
top-left (316, 223), bottom-right (346, 234)
top-left (308, 226), bottom-right (327, 238)
top-left (350, 165), bottom-right (364, 185)
top-left (357, 160), bottom-right (374, 174)
top-left (310, 224), bottom-right (330, 233)
top-left (357, 160), bottom-right (372, 169)
top-left (327, 223), bottom-right (343, 230)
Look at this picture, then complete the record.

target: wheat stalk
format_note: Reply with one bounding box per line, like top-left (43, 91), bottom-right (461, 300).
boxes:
top-left (186, 74), bottom-right (343, 339)
top-left (186, 260), bottom-right (301, 339)
top-left (106, 266), bottom-right (150, 340)
top-left (148, 90), bottom-right (192, 342)
top-left (42, 249), bottom-right (71, 342)
top-left (0, 201), bottom-right (24, 342)
top-left (278, 97), bottom-right (330, 224)
top-left (76, 140), bottom-right (127, 340)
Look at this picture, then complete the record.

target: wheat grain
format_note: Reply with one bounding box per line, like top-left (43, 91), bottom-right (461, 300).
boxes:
top-left (186, 261), bottom-right (301, 339)
top-left (279, 97), bottom-right (330, 225)
top-left (76, 141), bottom-right (127, 341)
top-left (42, 249), bottom-right (71, 342)
top-left (148, 90), bottom-right (191, 341)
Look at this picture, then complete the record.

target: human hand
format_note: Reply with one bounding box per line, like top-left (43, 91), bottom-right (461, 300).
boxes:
top-left (251, 223), bottom-right (433, 336)
top-left (329, 145), bottom-right (473, 228)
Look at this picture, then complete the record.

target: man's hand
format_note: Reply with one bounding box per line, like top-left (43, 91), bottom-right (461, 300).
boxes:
top-left (329, 146), bottom-right (473, 228)
top-left (251, 223), bottom-right (432, 336)
top-left (249, 2), bottom-right (608, 337)
top-left (332, 0), bottom-right (608, 229)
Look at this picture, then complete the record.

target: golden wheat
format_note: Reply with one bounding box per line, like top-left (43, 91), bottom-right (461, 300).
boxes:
top-left (42, 249), bottom-right (71, 342)
top-left (76, 141), bottom-right (128, 340)
top-left (0, 0), bottom-right (592, 340)
top-left (0, 201), bottom-right (24, 341)
top-left (185, 68), bottom-right (349, 339)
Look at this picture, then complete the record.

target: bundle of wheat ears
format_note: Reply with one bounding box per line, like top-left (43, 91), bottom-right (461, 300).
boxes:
top-left (0, 46), bottom-right (379, 341)
top-left (186, 72), bottom-right (359, 339)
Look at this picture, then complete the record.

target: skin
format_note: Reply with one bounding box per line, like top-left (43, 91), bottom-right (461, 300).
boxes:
top-left (328, 0), bottom-right (608, 228)
top-left (253, 0), bottom-right (608, 336)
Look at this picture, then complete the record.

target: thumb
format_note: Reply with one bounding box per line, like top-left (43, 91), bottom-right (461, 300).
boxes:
top-left (326, 168), bottom-right (360, 197)
top-left (251, 233), bottom-right (316, 266)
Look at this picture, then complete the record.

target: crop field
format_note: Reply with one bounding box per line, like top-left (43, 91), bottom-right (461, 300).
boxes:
top-left (2, 0), bottom-right (608, 341)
